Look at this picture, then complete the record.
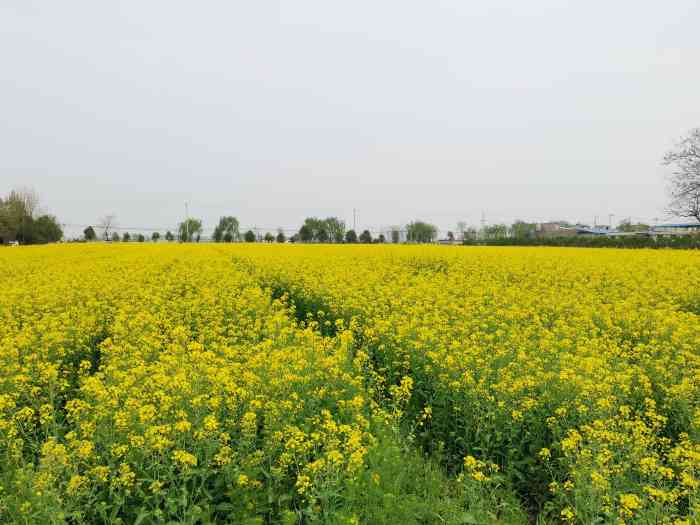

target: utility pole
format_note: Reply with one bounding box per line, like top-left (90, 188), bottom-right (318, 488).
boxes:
top-left (184, 201), bottom-right (189, 242)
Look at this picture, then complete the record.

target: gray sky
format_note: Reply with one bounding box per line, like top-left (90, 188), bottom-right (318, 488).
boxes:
top-left (2, 1), bottom-right (699, 236)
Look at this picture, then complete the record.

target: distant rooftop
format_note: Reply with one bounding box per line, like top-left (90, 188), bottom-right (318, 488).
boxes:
top-left (653, 223), bottom-right (700, 229)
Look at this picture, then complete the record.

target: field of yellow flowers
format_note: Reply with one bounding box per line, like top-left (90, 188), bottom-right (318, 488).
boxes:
top-left (1, 244), bottom-right (699, 524)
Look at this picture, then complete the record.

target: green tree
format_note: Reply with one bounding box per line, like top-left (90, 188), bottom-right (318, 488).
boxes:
top-left (359, 229), bottom-right (372, 243)
top-left (111, 232), bottom-right (120, 242)
top-left (83, 226), bottom-right (97, 241)
top-left (165, 231), bottom-right (174, 242)
top-left (298, 217), bottom-right (345, 243)
top-left (510, 221), bottom-right (537, 239)
top-left (316, 228), bottom-right (329, 243)
top-left (276, 229), bottom-right (286, 243)
top-left (29, 215), bottom-right (63, 244)
top-left (1, 195), bottom-right (26, 243)
top-left (0, 188), bottom-right (50, 244)
top-left (483, 224), bottom-right (508, 240)
top-left (406, 221), bottom-right (437, 243)
top-left (122, 232), bottom-right (131, 242)
top-left (264, 232), bottom-right (274, 242)
top-left (463, 227), bottom-right (478, 241)
top-left (345, 229), bottom-right (358, 243)
top-left (324, 217), bottom-right (345, 243)
top-left (378, 233), bottom-right (386, 243)
top-left (0, 197), bottom-right (12, 244)
top-left (14, 216), bottom-right (35, 244)
top-left (299, 224), bottom-right (313, 242)
top-left (152, 232), bottom-right (161, 242)
top-left (457, 221), bottom-right (467, 241)
top-left (178, 218), bottom-right (203, 242)
top-left (617, 219), bottom-right (650, 232)
top-left (213, 216), bottom-right (240, 242)
top-left (244, 230), bottom-right (256, 242)
top-left (137, 234), bottom-right (145, 242)
top-left (391, 228), bottom-right (401, 244)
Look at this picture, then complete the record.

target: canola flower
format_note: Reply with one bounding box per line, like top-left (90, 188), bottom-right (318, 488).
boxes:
top-left (0, 243), bottom-right (699, 524)
top-left (0, 245), bottom-right (372, 524)
top-left (236, 244), bottom-right (700, 523)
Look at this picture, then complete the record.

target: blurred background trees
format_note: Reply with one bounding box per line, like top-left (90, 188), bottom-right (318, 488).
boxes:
top-left (0, 188), bottom-right (63, 244)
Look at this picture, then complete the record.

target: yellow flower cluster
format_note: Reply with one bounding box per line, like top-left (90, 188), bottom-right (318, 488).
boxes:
top-left (236, 244), bottom-right (700, 523)
top-left (0, 245), bottom-right (373, 523)
top-left (1, 243), bottom-right (699, 524)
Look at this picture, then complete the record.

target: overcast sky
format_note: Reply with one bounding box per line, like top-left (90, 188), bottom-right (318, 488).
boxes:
top-left (2, 1), bottom-right (699, 236)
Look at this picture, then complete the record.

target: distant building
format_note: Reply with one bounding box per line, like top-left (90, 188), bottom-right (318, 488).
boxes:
top-left (536, 222), bottom-right (575, 238)
top-left (650, 223), bottom-right (700, 236)
top-left (572, 225), bottom-right (611, 236)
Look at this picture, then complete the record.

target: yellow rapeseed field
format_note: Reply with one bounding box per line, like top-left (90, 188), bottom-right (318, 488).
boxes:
top-left (1, 244), bottom-right (699, 524)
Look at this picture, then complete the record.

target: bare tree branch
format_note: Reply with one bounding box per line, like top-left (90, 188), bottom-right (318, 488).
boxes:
top-left (664, 128), bottom-right (700, 222)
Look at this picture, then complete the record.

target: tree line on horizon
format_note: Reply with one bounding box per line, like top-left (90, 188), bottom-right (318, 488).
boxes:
top-left (4, 127), bottom-right (700, 246)
top-left (83, 215), bottom-right (441, 244)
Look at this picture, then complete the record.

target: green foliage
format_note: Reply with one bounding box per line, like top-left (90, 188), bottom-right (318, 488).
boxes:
top-left (345, 230), bottom-right (358, 243)
top-left (213, 216), bottom-right (240, 243)
top-left (122, 232), bottom-right (131, 242)
top-left (83, 226), bottom-right (97, 241)
top-left (482, 224), bottom-right (509, 240)
top-left (178, 218), bottom-right (203, 242)
top-left (617, 219), bottom-right (650, 233)
top-left (25, 215), bottom-right (63, 244)
top-left (244, 230), bottom-right (256, 242)
top-left (151, 232), bottom-right (161, 242)
top-left (299, 224), bottom-right (313, 242)
top-left (510, 221), bottom-right (538, 239)
top-left (137, 234), bottom-right (145, 242)
top-left (298, 217), bottom-right (346, 243)
top-left (406, 221), bottom-right (437, 243)
top-left (359, 230), bottom-right (372, 243)
top-left (0, 189), bottom-right (62, 244)
top-left (165, 231), bottom-right (174, 242)
top-left (466, 235), bottom-right (700, 249)
top-left (276, 230), bottom-right (286, 243)
top-left (325, 217), bottom-right (345, 243)
top-left (264, 232), bottom-right (274, 242)
top-left (342, 426), bottom-right (528, 525)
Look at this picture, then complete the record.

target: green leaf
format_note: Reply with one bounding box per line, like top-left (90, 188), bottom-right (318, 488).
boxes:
top-left (134, 510), bottom-right (150, 525)
top-left (458, 512), bottom-right (480, 524)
